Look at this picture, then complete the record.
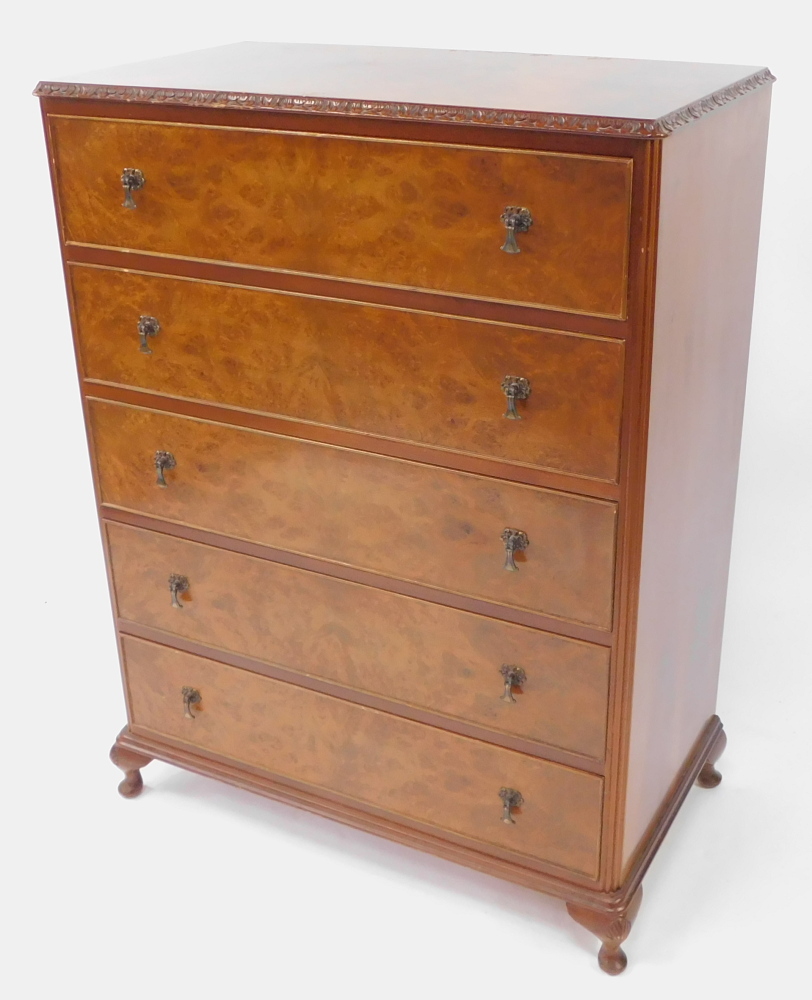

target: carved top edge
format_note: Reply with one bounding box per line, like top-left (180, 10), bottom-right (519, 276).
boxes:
top-left (34, 68), bottom-right (775, 138)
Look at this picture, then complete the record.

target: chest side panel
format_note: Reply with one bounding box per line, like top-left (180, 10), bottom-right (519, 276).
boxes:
top-left (621, 86), bottom-right (772, 873)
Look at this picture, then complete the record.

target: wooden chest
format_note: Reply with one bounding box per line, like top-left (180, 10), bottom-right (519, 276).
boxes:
top-left (36, 43), bottom-right (773, 972)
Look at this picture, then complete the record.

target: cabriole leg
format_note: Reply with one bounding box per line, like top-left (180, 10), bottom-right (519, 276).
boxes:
top-left (109, 741), bottom-right (153, 798)
top-left (696, 726), bottom-right (727, 789)
top-left (566, 885), bottom-right (643, 975)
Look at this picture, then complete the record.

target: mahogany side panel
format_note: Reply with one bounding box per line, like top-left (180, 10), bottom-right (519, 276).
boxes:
top-left (621, 86), bottom-right (772, 867)
top-left (121, 635), bottom-right (604, 877)
top-left (88, 398), bottom-right (618, 629)
top-left (49, 115), bottom-right (632, 318)
top-left (106, 520), bottom-right (610, 759)
top-left (70, 264), bottom-right (625, 483)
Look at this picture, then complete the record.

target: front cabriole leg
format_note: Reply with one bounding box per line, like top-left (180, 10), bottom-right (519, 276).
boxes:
top-left (566, 885), bottom-right (643, 975)
top-left (109, 740), bottom-right (153, 798)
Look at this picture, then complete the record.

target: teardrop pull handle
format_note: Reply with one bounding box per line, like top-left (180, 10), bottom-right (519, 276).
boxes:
top-left (499, 665), bottom-right (527, 703)
top-left (121, 168), bottom-right (145, 209)
top-left (154, 450), bottom-right (176, 487)
top-left (499, 787), bottom-right (524, 824)
top-left (138, 315), bottom-right (160, 354)
top-left (501, 376), bottom-right (531, 419)
top-left (500, 207), bottom-right (532, 254)
top-left (501, 528), bottom-right (529, 572)
top-left (182, 686), bottom-right (202, 720)
top-left (169, 574), bottom-right (189, 609)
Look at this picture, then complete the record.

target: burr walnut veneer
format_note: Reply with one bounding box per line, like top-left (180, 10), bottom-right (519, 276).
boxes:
top-left (37, 43), bottom-right (773, 974)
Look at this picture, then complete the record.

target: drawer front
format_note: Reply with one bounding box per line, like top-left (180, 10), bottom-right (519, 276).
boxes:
top-left (123, 635), bottom-right (603, 875)
top-left (90, 400), bottom-right (617, 628)
top-left (108, 522), bottom-right (610, 758)
top-left (52, 116), bottom-right (632, 318)
top-left (73, 265), bottom-right (625, 482)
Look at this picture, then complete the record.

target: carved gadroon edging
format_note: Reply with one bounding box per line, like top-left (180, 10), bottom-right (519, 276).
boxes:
top-left (33, 68), bottom-right (775, 138)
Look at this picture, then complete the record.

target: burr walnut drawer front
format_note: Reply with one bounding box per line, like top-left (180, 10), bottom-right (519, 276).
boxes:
top-left (107, 522), bottom-right (610, 759)
top-left (51, 116), bottom-right (632, 318)
top-left (90, 399), bottom-right (617, 629)
top-left (72, 265), bottom-right (625, 483)
top-left (123, 635), bottom-right (603, 876)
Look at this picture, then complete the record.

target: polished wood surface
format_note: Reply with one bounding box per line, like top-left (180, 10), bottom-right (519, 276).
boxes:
top-left (119, 619), bottom-right (605, 773)
top-left (696, 728), bottom-right (727, 789)
top-left (621, 86), bottom-right (772, 869)
top-left (85, 380), bottom-right (622, 501)
top-left (103, 506), bottom-right (609, 644)
top-left (123, 635), bottom-right (604, 876)
top-left (51, 116), bottom-right (633, 317)
top-left (36, 42), bottom-right (769, 136)
top-left (107, 521), bottom-right (610, 758)
top-left (71, 264), bottom-right (625, 482)
top-left (65, 236), bottom-right (637, 345)
top-left (89, 399), bottom-right (617, 628)
top-left (38, 43), bottom-right (773, 974)
top-left (108, 742), bottom-right (152, 798)
top-left (110, 712), bottom-right (723, 905)
top-left (567, 884), bottom-right (643, 975)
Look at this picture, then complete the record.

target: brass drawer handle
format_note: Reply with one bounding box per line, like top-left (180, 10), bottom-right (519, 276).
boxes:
top-left (499, 665), bottom-right (526, 703)
top-left (501, 528), bottom-right (529, 571)
top-left (169, 573), bottom-right (189, 609)
top-left (154, 450), bottom-right (176, 487)
top-left (499, 787), bottom-right (524, 824)
top-left (138, 315), bottom-right (160, 354)
top-left (121, 167), bottom-right (145, 209)
top-left (501, 376), bottom-right (531, 419)
top-left (182, 686), bottom-right (201, 719)
top-left (500, 207), bottom-right (532, 254)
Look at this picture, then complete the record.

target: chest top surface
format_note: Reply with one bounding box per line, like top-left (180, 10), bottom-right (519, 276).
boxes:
top-left (35, 41), bottom-right (772, 138)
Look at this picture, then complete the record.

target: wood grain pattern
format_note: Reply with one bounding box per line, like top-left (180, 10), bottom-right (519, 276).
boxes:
top-left (50, 115), bottom-right (633, 318)
top-left (89, 398), bottom-right (617, 628)
top-left (87, 379), bottom-right (622, 501)
top-left (106, 520), bottom-right (610, 758)
top-left (117, 619), bottom-right (605, 772)
top-left (122, 634), bottom-right (603, 876)
top-left (65, 239), bottom-right (635, 345)
top-left (71, 264), bottom-right (625, 482)
top-left (109, 713), bottom-right (722, 903)
top-left (103, 506), bottom-right (610, 644)
top-left (36, 43), bottom-right (775, 972)
top-left (621, 86), bottom-right (772, 869)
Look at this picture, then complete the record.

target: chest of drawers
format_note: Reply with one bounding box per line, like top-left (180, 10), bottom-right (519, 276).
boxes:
top-left (36, 43), bottom-right (773, 973)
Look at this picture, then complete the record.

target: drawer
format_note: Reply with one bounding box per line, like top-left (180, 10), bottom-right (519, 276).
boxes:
top-left (73, 265), bottom-right (625, 482)
top-left (90, 400), bottom-right (617, 629)
top-left (107, 522), bottom-right (610, 759)
top-left (123, 635), bottom-right (603, 876)
top-left (51, 116), bottom-right (633, 318)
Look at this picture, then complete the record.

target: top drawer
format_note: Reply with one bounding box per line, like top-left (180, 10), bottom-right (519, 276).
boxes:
top-left (49, 116), bottom-right (633, 318)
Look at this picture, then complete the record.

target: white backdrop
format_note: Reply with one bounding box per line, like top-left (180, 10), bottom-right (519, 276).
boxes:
top-left (3, 4), bottom-right (810, 997)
